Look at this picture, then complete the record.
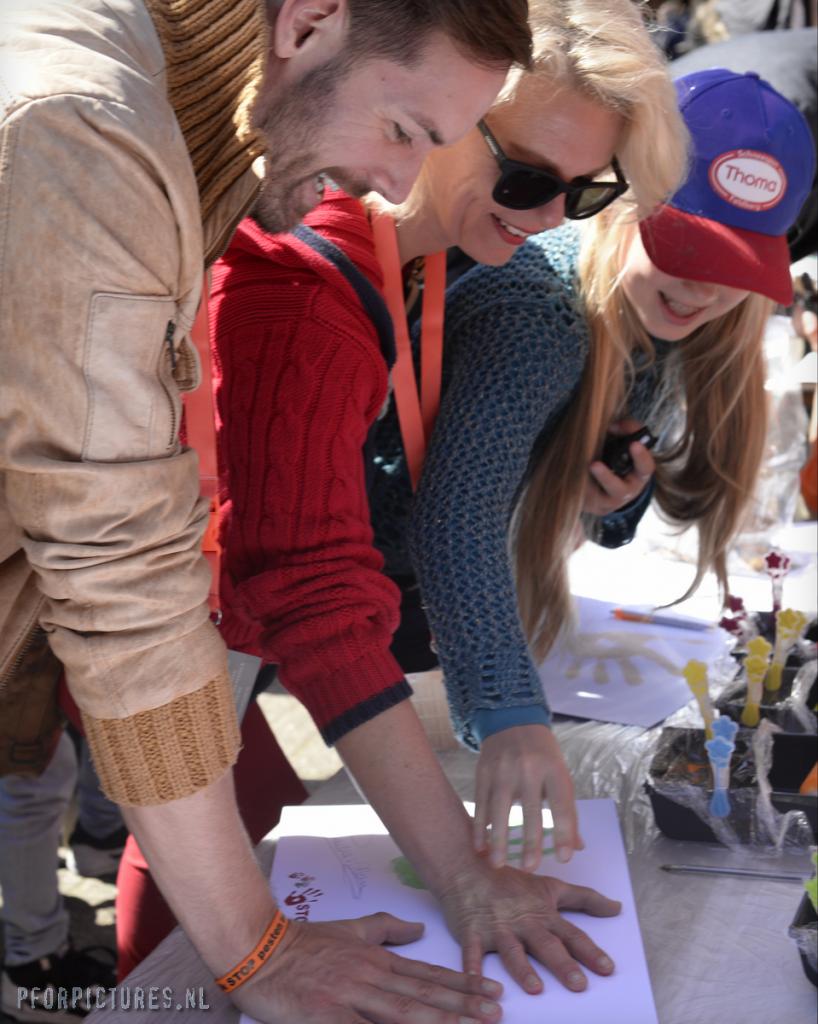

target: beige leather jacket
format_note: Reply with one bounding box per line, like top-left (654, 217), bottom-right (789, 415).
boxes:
top-left (0, 0), bottom-right (266, 804)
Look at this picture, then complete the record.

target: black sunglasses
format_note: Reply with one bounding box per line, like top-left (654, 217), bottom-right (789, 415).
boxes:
top-left (478, 119), bottom-right (629, 219)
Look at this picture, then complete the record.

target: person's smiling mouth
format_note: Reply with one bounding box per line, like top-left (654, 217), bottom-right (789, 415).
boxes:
top-left (491, 213), bottom-right (537, 245)
top-left (659, 290), bottom-right (707, 324)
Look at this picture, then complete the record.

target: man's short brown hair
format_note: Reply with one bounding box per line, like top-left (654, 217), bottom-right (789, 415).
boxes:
top-left (346, 0), bottom-right (532, 71)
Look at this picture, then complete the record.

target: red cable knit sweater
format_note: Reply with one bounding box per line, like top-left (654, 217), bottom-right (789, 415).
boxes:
top-left (210, 193), bottom-right (410, 744)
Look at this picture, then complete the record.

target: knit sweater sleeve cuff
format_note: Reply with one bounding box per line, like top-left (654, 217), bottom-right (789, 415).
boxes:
top-left (281, 647), bottom-right (413, 747)
top-left (470, 703), bottom-right (552, 746)
top-left (80, 671), bottom-right (241, 806)
top-left (322, 679), bottom-right (413, 745)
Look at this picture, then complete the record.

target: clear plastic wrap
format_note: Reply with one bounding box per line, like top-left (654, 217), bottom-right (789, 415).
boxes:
top-left (786, 659), bottom-right (818, 733)
top-left (546, 642), bottom-right (764, 852)
top-left (550, 718), bottom-right (662, 854)
top-left (644, 715), bottom-right (815, 852)
top-left (753, 720), bottom-right (815, 850)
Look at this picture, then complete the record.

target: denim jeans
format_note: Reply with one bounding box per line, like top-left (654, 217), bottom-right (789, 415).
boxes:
top-left (0, 731), bottom-right (75, 965)
top-left (75, 739), bottom-right (122, 841)
top-left (0, 728), bottom-right (125, 965)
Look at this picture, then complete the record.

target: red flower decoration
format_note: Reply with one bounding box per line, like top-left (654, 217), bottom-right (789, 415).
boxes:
top-left (764, 549), bottom-right (791, 575)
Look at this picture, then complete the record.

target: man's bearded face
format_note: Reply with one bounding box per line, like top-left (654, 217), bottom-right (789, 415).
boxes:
top-left (251, 54), bottom-right (371, 233)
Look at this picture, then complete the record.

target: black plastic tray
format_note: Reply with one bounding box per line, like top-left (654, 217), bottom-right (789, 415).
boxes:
top-left (646, 727), bottom-right (817, 844)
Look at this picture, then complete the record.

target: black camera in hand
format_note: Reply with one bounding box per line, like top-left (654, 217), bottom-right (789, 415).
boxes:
top-left (601, 426), bottom-right (657, 478)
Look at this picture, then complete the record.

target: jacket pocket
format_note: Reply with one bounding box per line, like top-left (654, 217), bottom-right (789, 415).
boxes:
top-left (82, 293), bottom-right (181, 461)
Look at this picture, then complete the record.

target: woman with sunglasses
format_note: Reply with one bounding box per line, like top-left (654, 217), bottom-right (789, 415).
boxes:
top-left (204, 0), bottom-right (685, 999)
top-left (372, 64), bottom-right (815, 871)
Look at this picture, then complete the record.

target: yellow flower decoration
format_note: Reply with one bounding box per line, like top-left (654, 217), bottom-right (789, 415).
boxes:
top-left (747, 636), bottom-right (773, 661)
top-left (683, 660), bottom-right (713, 736)
top-left (776, 608), bottom-right (808, 637)
top-left (682, 659), bottom-right (708, 689)
top-left (745, 654), bottom-right (770, 682)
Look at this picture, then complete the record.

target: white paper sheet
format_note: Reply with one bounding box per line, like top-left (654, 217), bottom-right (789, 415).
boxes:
top-left (241, 800), bottom-right (657, 1024)
top-left (539, 596), bottom-right (731, 727)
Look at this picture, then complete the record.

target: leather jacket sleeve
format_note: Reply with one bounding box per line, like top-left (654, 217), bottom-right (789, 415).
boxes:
top-left (0, 85), bottom-right (239, 804)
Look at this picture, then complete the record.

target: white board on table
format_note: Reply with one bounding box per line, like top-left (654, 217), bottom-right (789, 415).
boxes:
top-left (539, 595), bottom-right (731, 727)
top-left (241, 799), bottom-right (657, 1024)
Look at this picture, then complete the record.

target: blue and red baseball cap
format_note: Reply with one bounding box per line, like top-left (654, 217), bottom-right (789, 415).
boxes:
top-left (639, 69), bottom-right (815, 305)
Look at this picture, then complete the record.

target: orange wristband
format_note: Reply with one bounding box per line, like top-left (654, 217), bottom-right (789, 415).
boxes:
top-left (215, 910), bottom-right (290, 993)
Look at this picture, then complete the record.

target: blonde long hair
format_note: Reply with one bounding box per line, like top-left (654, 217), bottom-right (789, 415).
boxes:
top-left (494, 0), bottom-right (689, 218)
top-left (516, 202), bottom-right (772, 660)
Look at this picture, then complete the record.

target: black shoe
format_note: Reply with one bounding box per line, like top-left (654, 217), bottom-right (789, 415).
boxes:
top-left (64, 823), bottom-right (128, 879)
top-left (1, 945), bottom-right (116, 1022)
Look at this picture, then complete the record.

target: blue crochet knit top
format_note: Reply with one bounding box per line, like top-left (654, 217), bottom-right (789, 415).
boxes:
top-left (370, 225), bottom-right (675, 749)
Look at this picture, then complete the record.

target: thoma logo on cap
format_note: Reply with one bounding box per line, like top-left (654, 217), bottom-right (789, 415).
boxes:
top-left (708, 149), bottom-right (787, 211)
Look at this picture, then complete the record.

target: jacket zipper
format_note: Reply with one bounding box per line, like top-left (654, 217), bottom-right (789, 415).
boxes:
top-left (161, 319), bottom-right (179, 449)
top-left (157, 183), bottom-right (258, 451)
top-left (164, 318), bottom-right (177, 371)
top-left (0, 622), bottom-right (42, 697)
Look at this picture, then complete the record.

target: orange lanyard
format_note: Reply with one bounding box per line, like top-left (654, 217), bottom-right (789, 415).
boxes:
top-left (185, 272), bottom-right (222, 620)
top-left (371, 211), bottom-right (446, 492)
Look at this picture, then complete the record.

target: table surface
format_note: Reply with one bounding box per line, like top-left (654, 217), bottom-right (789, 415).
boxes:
top-left (90, 533), bottom-right (818, 1023)
top-left (89, 726), bottom-right (817, 1024)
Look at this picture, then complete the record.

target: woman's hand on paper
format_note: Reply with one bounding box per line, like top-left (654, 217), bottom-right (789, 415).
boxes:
top-left (585, 417), bottom-right (655, 516)
top-left (473, 725), bottom-right (582, 870)
top-left (233, 912), bottom-right (505, 1024)
top-left (441, 864), bottom-right (621, 997)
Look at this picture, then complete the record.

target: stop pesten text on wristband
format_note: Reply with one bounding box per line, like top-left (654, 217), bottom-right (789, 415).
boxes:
top-left (215, 909), bottom-right (291, 993)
